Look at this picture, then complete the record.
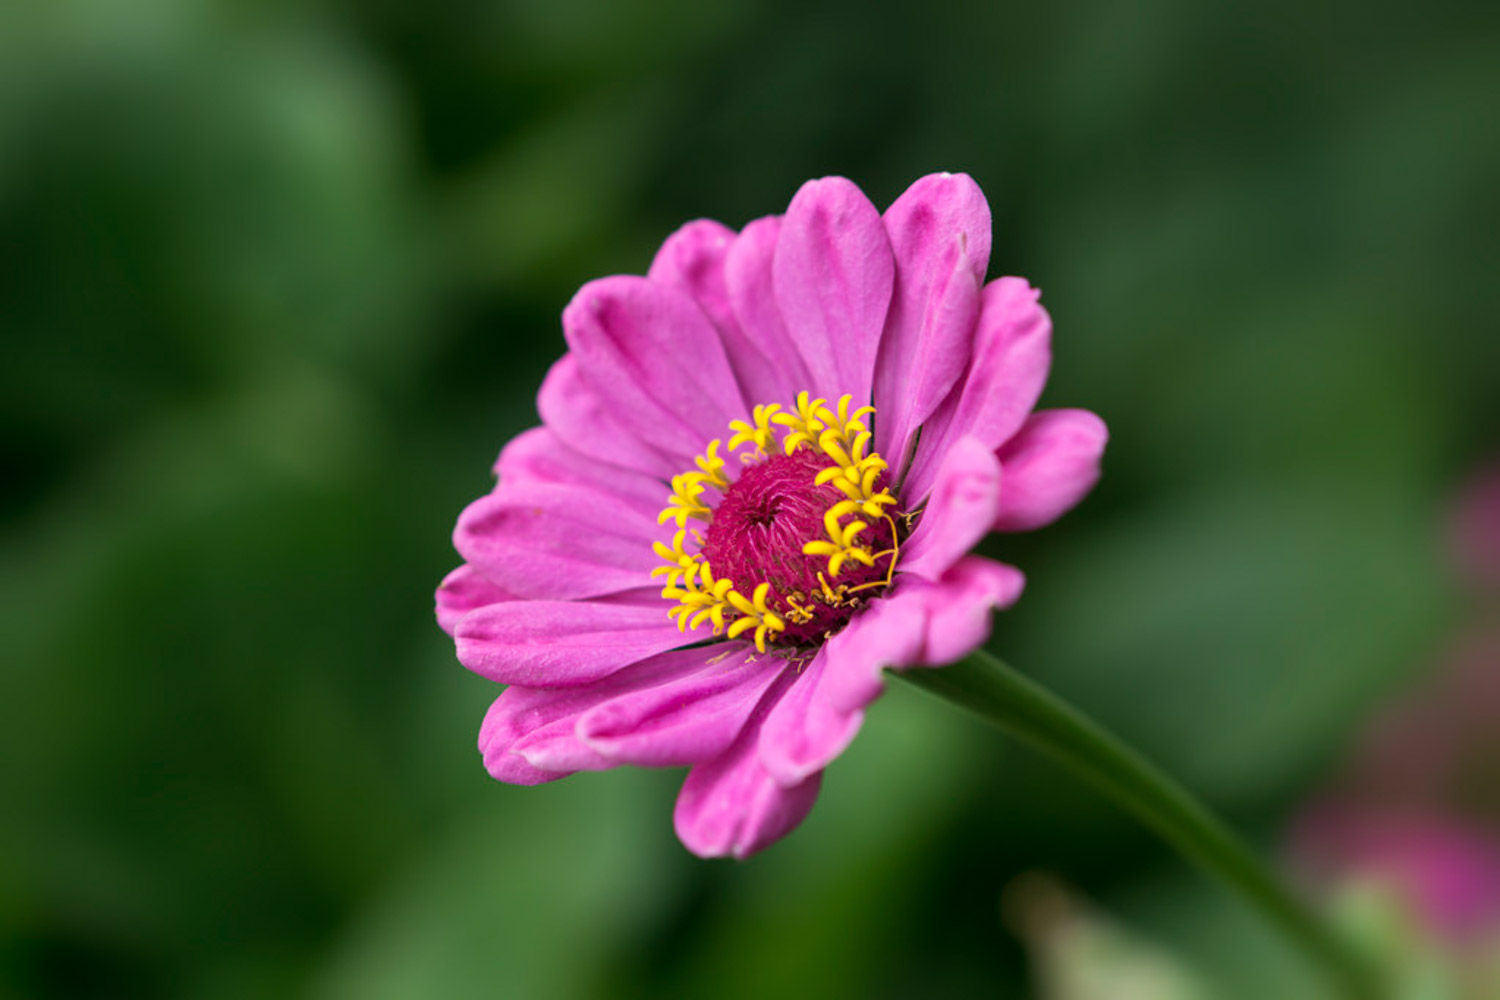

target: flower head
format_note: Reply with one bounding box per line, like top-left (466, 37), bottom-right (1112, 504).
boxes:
top-left (438, 173), bottom-right (1107, 857)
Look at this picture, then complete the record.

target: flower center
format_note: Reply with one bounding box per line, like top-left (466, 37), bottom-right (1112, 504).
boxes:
top-left (652, 394), bottom-right (904, 653)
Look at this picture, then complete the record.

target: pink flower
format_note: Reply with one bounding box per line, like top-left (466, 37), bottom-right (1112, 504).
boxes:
top-left (1450, 462), bottom-right (1500, 591)
top-left (437, 173), bottom-right (1107, 858)
top-left (1296, 807), bottom-right (1500, 942)
top-left (1294, 632), bottom-right (1500, 942)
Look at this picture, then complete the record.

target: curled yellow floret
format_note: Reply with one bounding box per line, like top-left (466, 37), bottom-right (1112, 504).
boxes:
top-left (723, 582), bottom-right (787, 654)
top-left (727, 404), bottom-right (783, 455)
top-left (662, 560), bottom-right (736, 633)
top-left (656, 557), bottom-right (787, 653)
top-left (694, 440), bottom-right (729, 488)
top-left (650, 529), bottom-right (699, 586)
top-left (659, 471), bottom-right (713, 527)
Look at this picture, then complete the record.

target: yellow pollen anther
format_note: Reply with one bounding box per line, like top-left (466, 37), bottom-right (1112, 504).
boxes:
top-left (727, 404), bottom-right (783, 455)
top-left (823, 500), bottom-right (857, 540)
top-left (659, 472), bottom-right (712, 527)
top-left (784, 593), bottom-right (816, 624)
top-left (844, 512), bottom-right (904, 597)
top-left (773, 392), bottom-right (833, 453)
top-left (650, 529), bottom-right (699, 585)
top-left (695, 440), bottom-right (729, 488)
top-left (721, 580), bottom-right (785, 652)
top-left (662, 561), bottom-right (736, 633)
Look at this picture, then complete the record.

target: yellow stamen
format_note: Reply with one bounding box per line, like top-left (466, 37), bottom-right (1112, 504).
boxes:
top-left (727, 404), bottom-right (783, 455)
top-left (694, 440), bottom-right (729, 488)
top-left (784, 593), bottom-right (816, 624)
top-left (650, 529), bottom-right (698, 585)
top-left (844, 512), bottom-right (904, 596)
top-left (659, 472), bottom-right (711, 527)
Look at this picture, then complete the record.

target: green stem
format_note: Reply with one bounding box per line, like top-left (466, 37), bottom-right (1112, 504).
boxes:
top-left (895, 649), bottom-right (1380, 1000)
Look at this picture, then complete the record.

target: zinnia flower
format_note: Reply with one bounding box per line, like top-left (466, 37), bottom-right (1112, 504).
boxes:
top-left (437, 173), bottom-right (1107, 858)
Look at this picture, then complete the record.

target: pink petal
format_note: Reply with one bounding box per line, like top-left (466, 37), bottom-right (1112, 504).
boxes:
top-left (647, 220), bottom-right (736, 331)
top-left (899, 435), bottom-right (1002, 582)
top-left (453, 481), bottom-right (664, 601)
top-left (920, 556), bottom-right (1026, 664)
top-left (756, 649), bottom-right (865, 787)
top-left (579, 644), bottom-right (784, 767)
top-left (563, 276), bottom-right (747, 463)
top-left (904, 277), bottom-right (1052, 500)
top-left (493, 426), bottom-right (666, 510)
top-left (436, 564), bottom-right (513, 637)
top-left (649, 219), bottom-right (791, 406)
top-left (479, 691), bottom-right (579, 785)
top-left (480, 647), bottom-right (715, 783)
top-left (875, 173), bottom-right (990, 462)
top-left (673, 674), bottom-right (822, 859)
top-left (820, 587), bottom-right (929, 715)
top-left (821, 556), bottom-right (1026, 714)
top-left (537, 354), bottom-right (678, 481)
top-left (725, 215), bottom-right (814, 398)
top-left (453, 590), bottom-right (699, 687)
top-left (992, 409), bottom-right (1108, 532)
top-left (772, 177), bottom-right (894, 403)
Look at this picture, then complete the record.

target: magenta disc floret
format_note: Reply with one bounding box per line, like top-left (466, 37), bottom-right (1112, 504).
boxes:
top-left (702, 448), bottom-right (897, 645)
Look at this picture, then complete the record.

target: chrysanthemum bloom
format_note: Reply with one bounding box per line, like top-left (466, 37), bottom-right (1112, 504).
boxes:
top-left (437, 173), bottom-right (1107, 857)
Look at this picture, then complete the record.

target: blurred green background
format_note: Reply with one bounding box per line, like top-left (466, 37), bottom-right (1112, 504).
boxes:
top-left (3, 1), bottom-right (1498, 997)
